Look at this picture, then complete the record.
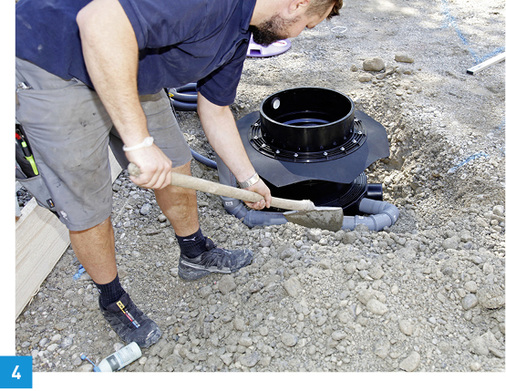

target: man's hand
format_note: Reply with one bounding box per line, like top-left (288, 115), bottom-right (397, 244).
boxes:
top-left (126, 144), bottom-right (173, 189)
top-left (243, 178), bottom-right (272, 210)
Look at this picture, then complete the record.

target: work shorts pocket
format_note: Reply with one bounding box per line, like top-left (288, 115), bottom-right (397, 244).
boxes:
top-left (16, 165), bottom-right (57, 215)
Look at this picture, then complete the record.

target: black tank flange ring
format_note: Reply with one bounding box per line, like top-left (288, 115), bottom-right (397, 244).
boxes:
top-left (249, 117), bottom-right (366, 163)
top-left (258, 87), bottom-right (357, 155)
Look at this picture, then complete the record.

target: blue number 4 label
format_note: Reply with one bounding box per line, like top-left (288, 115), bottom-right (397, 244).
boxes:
top-left (0, 357), bottom-right (32, 389)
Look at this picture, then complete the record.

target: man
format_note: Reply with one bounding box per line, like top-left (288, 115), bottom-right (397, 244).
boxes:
top-left (16, 0), bottom-right (343, 348)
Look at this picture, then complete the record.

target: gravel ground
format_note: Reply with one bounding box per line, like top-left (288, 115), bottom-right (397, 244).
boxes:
top-left (15, 0), bottom-right (505, 378)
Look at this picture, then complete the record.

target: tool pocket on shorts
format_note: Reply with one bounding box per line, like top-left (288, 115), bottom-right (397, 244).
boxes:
top-left (16, 163), bottom-right (58, 214)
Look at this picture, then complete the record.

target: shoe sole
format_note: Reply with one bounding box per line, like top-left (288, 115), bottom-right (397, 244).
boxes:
top-left (178, 263), bottom-right (232, 281)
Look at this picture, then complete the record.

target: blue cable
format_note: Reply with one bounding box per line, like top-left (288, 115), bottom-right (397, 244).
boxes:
top-left (81, 354), bottom-right (100, 372)
top-left (448, 151), bottom-right (489, 173)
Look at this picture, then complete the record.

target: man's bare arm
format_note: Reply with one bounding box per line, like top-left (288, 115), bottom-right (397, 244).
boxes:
top-left (77, 0), bottom-right (172, 189)
top-left (197, 92), bottom-right (272, 209)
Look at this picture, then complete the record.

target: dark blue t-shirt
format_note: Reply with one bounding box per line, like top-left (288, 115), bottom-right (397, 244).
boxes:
top-left (16, 0), bottom-right (255, 106)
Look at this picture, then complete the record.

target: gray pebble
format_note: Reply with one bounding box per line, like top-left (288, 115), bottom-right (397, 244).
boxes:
top-left (50, 334), bottom-right (61, 342)
top-left (157, 214), bottom-right (167, 222)
top-left (366, 299), bottom-right (388, 315)
top-left (47, 343), bottom-right (59, 352)
top-left (344, 262), bottom-right (356, 274)
top-left (395, 54), bottom-right (415, 63)
top-left (464, 281), bottom-right (478, 293)
top-left (238, 336), bottom-right (253, 347)
top-left (482, 262), bottom-right (494, 275)
top-left (239, 351), bottom-right (260, 368)
top-left (166, 354), bottom-right (183, 368)
top-left (140, 203), bottom-right (151, 215)
top-left (220, 353), bottom-right (233, 366)
top-left (399, 351), bottom-right (421, 372)
top-left (442, 236), bottom-right (459, 250)
top-left (470, 362), bottom-right (482, 371)
top-left (144, 356), bottom-right (160, 372)
top-left (359, 74), bottom-right (373, 82)
top-left (72, 356), bottom-right (83, 367)
top-left (342, 232), bottom-right (357, 244)
top-left (198, 285), bottom-right (213, 299)
top-left (470, 336), bottom-right (489, 356)
top-left (331, 331), bottom-right (347, 341)
top-left (369, 266), bottom-right (385, 280)
top-left (462, 294), bottom-right (478, 310)
top-left (307, 229), bottom-right (322, 242)
top-left (259, 237), bottom-right (272, 247)
top-left (234, 317), bottom-right (246, 332)
top-left (218, 275), bottom-right (237, 294)
top-left (373, 339), bottom-right (390, 359)
top-left (38, 338), bottom-right (48, 348)
top-left (279, 245), bottom-right (298, 260)
top-left (138, 356), bottom-right (148, 366)
top-left (249, 280), bottom-right (264, 293)
top-left (477, 285), bottom-right (504, 309)
top-left (283, 276), bottom-right (302, 297)
top-left (492, 205), bottom-right (504, 216)
top-left (399, 319), bottom-right (414, 336)
top-left (281, 332), bottom-right (298, 347)
top-left (363, 57), bottom-right (385, 72)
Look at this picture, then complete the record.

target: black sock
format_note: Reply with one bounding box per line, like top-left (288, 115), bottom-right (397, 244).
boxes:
top-left (176, 228), bottom-right (207, 258)
top-left (94, 274), bottom-right (126, 308)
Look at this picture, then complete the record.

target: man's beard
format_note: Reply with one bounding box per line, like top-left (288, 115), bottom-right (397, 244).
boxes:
top-left (250, 14), bottom-right (299, 46)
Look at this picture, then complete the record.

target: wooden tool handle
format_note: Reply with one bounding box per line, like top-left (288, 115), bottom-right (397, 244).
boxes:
top-left (128, 163), bottom-right (315, 211)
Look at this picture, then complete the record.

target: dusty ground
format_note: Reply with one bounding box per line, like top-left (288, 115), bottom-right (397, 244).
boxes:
top-left (14, 0), bottom-right (505, 381)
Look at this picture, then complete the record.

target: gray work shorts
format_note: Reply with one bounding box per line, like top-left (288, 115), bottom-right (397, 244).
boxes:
top-left (16, 58), bottom-right (192, 231)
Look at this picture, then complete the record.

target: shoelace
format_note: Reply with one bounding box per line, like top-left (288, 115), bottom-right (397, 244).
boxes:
top-left (200, 247), bottom-right (235, 268)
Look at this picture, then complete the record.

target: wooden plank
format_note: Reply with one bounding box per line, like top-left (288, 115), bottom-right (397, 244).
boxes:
top-left (15, 149), bottom-right (123, 318)
top-left (15, 198), bottom-right (70, 318)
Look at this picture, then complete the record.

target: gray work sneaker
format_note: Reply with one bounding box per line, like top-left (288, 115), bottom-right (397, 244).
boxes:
top-left (99, 293), bottom-right (162, 348)
top-left (178, 237), bottom-right (253, 281)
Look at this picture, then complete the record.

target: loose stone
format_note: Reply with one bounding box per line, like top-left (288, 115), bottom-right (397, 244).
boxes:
top-left (218, 275), bottom-right (237, 294)
top-left (331, 331), bottom-right (347, 341)
top-left (470, 336), bottom-right (489, 356)
top-left (395, 54), bottom-right (414, 63)
top-left (363, 57), bottom-right (385, 72)
top-left (140, 203), bottom-right (151, 215)
top-left (366, 299), bottom-right (388, 315)
top-left (399, 351), bottom-right (421, 372)
top-left (281, 333), bottom-right (298, 347)
top-left (283, 276), bottom-right (302, 297)
top-left (359, 74), bottom-right (373, 82)
top-left (239, 351), bottom-right (260, 368)
top-left (462, 294), bottom-right (478, 310)
top-left (399, 319), bottom-right (414, 336)
top-left (470, 362), bottom-right (482, 371)
top-left (477, 285), bottom-right (504, 309)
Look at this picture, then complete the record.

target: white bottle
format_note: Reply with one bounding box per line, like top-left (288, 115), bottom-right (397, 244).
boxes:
top-left (95, 342), bottom-right (142, 372)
